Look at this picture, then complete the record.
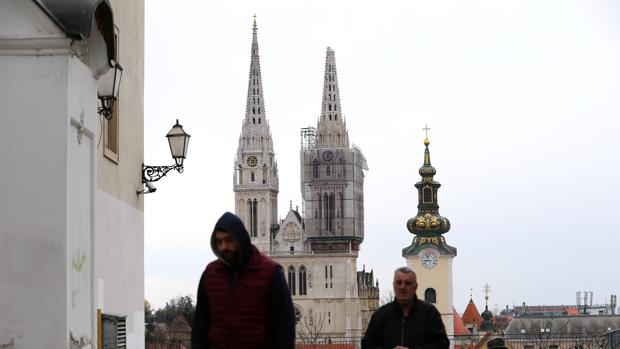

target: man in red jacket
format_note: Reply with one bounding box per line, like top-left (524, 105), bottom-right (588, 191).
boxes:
top-left (191, 212), bottom-right (295, 349)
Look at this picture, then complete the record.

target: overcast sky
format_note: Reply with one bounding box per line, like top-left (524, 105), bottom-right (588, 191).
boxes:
top-left (143, 0), bottom-right (620, 314)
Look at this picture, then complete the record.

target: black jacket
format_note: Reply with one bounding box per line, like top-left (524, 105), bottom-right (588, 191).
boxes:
top-left (191, 212), bottom-right (295, 349)
top-left (362, 296), bottom-right (449, 349)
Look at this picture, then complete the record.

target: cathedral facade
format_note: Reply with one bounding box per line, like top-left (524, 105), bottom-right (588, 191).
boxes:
top-left (232, 19), bottom-right (379, 339)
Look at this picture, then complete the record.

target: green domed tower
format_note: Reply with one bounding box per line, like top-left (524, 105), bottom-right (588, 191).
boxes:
top-left (403, 128), bottom-right (457, 337)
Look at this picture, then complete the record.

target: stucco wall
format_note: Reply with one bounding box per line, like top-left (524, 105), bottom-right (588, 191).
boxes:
top-left (97, 0), bottom-right (145, 212)
top-left (0, 52), bottom-right (70, 349)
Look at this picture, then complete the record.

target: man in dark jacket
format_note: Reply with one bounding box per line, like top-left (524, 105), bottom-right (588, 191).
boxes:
top-left (191, 212), bottom-right (295, 349)
top-left (362, 267), bottom-right (449, 349)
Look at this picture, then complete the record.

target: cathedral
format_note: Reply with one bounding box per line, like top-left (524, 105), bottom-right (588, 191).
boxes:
top-left (232, 18), bottom-right (379, 339)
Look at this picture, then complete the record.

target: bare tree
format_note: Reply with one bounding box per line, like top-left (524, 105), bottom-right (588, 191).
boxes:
top-left (296, 310), bottom-right (332, 344)
top-left (380, 291), bottom-right (395, 306)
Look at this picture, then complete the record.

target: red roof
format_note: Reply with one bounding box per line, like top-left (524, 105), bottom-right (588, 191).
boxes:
top-left (462, 298), bottom-right (483, 329)
top-left (453, 307), bottom-right (471, 336)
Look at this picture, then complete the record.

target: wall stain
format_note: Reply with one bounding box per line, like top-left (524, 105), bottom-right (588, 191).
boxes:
top-left (72, 249), bottom-right (86, 272)
top-left (69, 331), bottom-right (91, 349)
top-left (0, 338), bottom-right (14, 349)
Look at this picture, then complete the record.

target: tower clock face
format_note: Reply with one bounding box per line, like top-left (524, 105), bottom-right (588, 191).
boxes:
top-left (421, 252), bottom-right (438, 269)
top-left (246, 155), bottom-right (258, 167)
top-left (322, 151), bottom-right (333, 162)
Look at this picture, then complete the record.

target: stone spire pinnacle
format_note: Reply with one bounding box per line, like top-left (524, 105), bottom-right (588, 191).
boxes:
top-left (316, 47), bottom-right (349, 148)
top-left (245, 15), bottom-right (267, 126)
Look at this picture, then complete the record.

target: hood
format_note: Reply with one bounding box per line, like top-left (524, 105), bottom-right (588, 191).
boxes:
top-left (210, 212), bottom-right (252, 268)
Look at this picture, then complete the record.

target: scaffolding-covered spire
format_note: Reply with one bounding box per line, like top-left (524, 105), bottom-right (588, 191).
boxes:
top-left (316, 47), bottom-right (349, 148)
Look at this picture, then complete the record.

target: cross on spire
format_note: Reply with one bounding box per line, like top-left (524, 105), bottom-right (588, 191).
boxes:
top-left (423, 124), bottom-right (431, 139)
top-left (484, 283), bottom-right (491, 307)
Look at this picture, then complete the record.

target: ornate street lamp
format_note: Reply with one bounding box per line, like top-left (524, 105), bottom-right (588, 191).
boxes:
top-left (97, 60), bottom-right (123, 120)
top-left (139, 120), bottom-right (191, 194)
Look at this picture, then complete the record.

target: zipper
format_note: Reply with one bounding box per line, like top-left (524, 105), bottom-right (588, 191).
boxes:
top-left (401, 318), bottom-right (406, 346)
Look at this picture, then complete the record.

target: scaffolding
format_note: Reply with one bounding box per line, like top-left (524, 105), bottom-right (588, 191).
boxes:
top-left (300, 127), bottom-right (316, 150)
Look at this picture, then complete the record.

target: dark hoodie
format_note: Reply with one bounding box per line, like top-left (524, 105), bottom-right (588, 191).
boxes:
top-left (191, 212), bottom-right (295, 349)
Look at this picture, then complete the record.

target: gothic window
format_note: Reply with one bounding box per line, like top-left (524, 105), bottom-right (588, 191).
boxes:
top-left (288, 266), bottom-right (296, 296)
top-left (252, 108), bottom-right (256, 115)
top-left (312, 160), bottom-right (319, 178)
top-left (318, 193), bottom-right (322, 219)
top-left (251, 172), bottom-right (255, 182)
top-left (329, 115), bottom-right (332, 121)
top-left (299, 266), bottom-right (307, 295)
top-left (247, 199), bottom-right (258, 238)
top-left (338, 192), bottom-right (343, 218)
top-left (326, 165), bottom-right (331, 176)
top-left (258, 107), bottom-right (261, 114)
top-left (330, 265), bottom-right (333, 288)
top-left (290, 246), bottom-right (294, 254)
top-left (324, 265), bottom-right (328, 288)
top-left (323, 193), bottom-right (333, 231)
top-left (423, 187), bottom-right (433, 203)
top-left (425, 288), bottom-right (437, 303)
top-left (252, 199), bottom-right (258, 237)
top-left (253, 117), bottom-right (256, 124)
top-left (334, 105), bottom-right (337, 111)
top-left (329, 104), bottom-right (332, 111)
top-left (335, 114), bottom-right (338, 120)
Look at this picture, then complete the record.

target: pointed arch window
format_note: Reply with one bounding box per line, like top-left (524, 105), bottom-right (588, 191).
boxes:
top-left (326, 165), bottom-right (331, 176)
top-left (299, 266), bottom-right (307, 295)
top-left (425, 288), bottom-right (437, 303)
top-left (247, 199), bottom-right (258, 238)
top-left (251, 172), bottom-right (255, 182)
top-left (288, 266), bottom-right (296, 296)
top-left (312, 160), bottom-right (319, 178)
top-left (323, 193), bottom-right (335, 231)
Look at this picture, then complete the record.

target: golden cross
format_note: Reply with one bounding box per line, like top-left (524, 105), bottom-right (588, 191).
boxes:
top-left (484, 283), bottom-right (491, 300)
top-left (423, 124), bottom-right (431, 139)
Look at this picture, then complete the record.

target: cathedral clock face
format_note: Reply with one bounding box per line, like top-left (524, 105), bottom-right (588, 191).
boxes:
top-left (322, 151), bottom-right (333, 162)
top-left (246, 155), bottom-right (258, 167)
top-left (421, 252), bottom-right (438, 269)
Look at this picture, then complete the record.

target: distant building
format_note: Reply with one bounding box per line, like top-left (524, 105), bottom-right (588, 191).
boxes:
top-left (231, 18), bottom-right (378, 339)
top-left (463, 298), bottom-right (484, 334)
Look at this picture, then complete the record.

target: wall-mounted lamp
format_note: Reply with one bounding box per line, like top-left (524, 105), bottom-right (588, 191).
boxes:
top-left (138, 120), bottom-right (191, 195)
top-left (97, 60), bottom-right (123, 120)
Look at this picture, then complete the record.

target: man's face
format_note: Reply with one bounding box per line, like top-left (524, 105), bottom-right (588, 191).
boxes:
top-left (214, 231), bottom-right (239, 264)
top-left (393, 271), bottom-right (417, 304)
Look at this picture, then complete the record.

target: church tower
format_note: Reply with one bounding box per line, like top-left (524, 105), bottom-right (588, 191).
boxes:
top-left (300, 47), bottom-right (367, 253)
top-left (403, 131), bottom-right (457, 337)
top-left (233, 17), bottom-right (279, 253)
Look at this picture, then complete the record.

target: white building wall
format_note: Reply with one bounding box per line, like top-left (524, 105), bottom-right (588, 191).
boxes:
top-left (0, 0), bottom-right (145, 348)
top-left (0, 51), bottom-right (70, 348)
top-left (96, 190), bottom-right (145, 349)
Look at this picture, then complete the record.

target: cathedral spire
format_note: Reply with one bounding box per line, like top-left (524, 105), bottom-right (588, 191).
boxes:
top-left (233, 16), bottom-right (279, 253)
top-left (316, 47), bottom-right (349, 148)
top-left (245, 15), bottom-right (267, 125)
